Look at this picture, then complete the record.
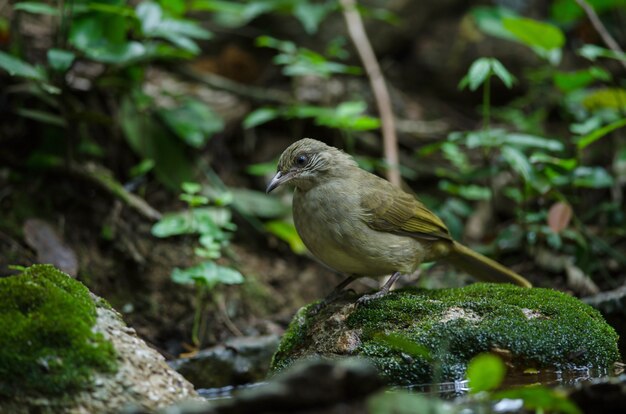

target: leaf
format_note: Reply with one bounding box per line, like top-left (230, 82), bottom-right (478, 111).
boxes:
top-left (578, 44), bottom-right (626, 63)
top-left (501, 146), bottom-right (532, 181)
top-left (0, 51), bottom-right (44, 80)
top-left (181, 182), bottom-right (202, 194)
top-left (490, 58), bottom-right (515, 88)
top-left (120, 94), bottom-right (193, 190)
top-left (376, 333), bottom-right (431, 359)
top-left (493, 386), bottom-right (582, 414)
top-left (439, 181), bottom-right (491, 200)
top-left (151, 207), bottom-right (232, 237)
top-left (547, 202), bottom-right (573, 233)
top-left (265, 220), bottom-right (306, 254)
top-left (15, 108), bottom-right (66, 127)
top-left (14, 2), bottom-right (59, 15)
top-left (246, 161), bottom-right (277, 176)
top-left (243, 107), bottom-right (279, 129)
top-left (467, 353), bottom-right (506, 393)
top-left (171, 261), bottom-right (243, 288)
top-left (471, 6), bottom-right (518, 40)
top-left (293, 0), bottom-right (335, 34)
top-left (581, 88), bottom-right (626, 112)
top-left (553, 67), bottom-right (611, 92)
top-left (47, 49), bottom-right (75, 72)
top-left (577, 117), bottom-right (626, 150)
top-left (572, 166), bottom-right (613, 188)
top-left (159, 99), bottom-right (224, 148)
top-left (231, 188), bottom-right (289, 218)
top-left (502, 16), bottom-right (565, 51)
top-left (459, 58), bottom-right (491, 91)
top-left (502, 133), bottom-right (563, 151)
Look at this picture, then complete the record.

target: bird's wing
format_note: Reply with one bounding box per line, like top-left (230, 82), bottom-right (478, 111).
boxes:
top-left (360, 178), bottom-right (452, 242)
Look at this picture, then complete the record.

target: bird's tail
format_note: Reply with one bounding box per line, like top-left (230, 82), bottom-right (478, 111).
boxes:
top-left (444, 241), bottom-right (532, 288)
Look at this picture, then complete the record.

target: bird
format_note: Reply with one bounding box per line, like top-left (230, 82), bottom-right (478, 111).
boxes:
top-left (266, 138), bottom-right (531, 304)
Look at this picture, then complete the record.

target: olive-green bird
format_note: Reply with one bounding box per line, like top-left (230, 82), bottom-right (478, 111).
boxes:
top-left (267, 138), bottom-right (531, 303)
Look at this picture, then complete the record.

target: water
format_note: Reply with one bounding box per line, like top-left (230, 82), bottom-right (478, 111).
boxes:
top-left (195, 366), bottom-right (610, 401)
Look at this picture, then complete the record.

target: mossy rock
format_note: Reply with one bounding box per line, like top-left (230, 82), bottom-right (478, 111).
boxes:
top-left (0, 265), bottom-right (116, 396)
top-left (271, 284), bottom-right (620, 385)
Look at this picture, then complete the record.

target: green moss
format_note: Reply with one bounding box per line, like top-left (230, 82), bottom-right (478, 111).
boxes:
top-left (0, 265), bottom-right (117, 396)
top-left (270, 303), bottom-right (316, 372)
top-left (272, 284), bottom-right (620, 385)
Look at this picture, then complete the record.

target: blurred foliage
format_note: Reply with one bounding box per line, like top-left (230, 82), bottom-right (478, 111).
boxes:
top-left (423, 3), bottom-right (626, 285)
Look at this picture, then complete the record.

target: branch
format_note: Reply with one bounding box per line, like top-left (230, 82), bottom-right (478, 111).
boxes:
top-left (176, 67), bottom-right (292, 104)
top-left (575, 0), bottom-right (626, 70)
top-left (68, 162), bottom-right (163, 221)
top-left (340, 0), bottom-right (401, 186)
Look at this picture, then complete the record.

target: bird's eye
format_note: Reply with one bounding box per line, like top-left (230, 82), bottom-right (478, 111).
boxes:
top-left (295, 154), bottom-right (308, 166)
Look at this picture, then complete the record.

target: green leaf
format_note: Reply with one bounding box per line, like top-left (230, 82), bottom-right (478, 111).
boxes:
top-left (529, 153), bottom-right (577, 171)
top-left (578, 44), bottom-right (626, 63)
top-left (14, 2), bottom-right (59, 15)
top-left (439, 181), bottom-right (491, 200)
top-left (376, 333), bottom-right (431, 359)
top-left (120, 94), bottom-right (193, 190)
top-left (459, 58), bottom-right (491, 91)
top-left (581, 88), bottom-right (626, 111)
top-left (502, 133), bottom-right (564, 151)
top-left (0, 51), bottom-right (44, 80)
top-left (467, 353), bottom-right (506, 393)
top-left (231, 188), bottom-right (290, 218)
top-left (493, 386), bottom-right (582, 414)
top-left (293, 0), bottom-right (335, 34)
top-left (501, 145), bottom-right (532, 181)
top-left (129, 159), bottom-right (155, 177)
top-left (471, 6), bottom-right (518, 40)
top-left (246, 161), bottom-right (277, 176)
top-left (265, 220), bottom-right (307, 254)
top-left (15, 108), bottom-right (66, 127)
top-left (243, 107), bottom-right (279, 129)
top-left (572, 166), bottom-right (614, 188)
top-left (151, 206), bottom-right (233, 237)
top-left (159, 99), bottom-right (224, 148)
top-left (577, 117), bottom-right (626, 149)
top-left (171, 261), bottom-right (243, 288)
top-left (502, 16), bottom-right (565, 51)
top-left (181, 182), bottom-right (202, 194)
top-left (47, 49), bottom-right (75, 72)
top-left (489, 58), bottom-right (515, 88)
top-left (553, 67), bottom-right (611, 92)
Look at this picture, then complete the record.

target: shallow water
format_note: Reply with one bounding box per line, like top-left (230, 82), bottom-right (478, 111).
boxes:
top-left (196, 367), bottom-right (611, 401)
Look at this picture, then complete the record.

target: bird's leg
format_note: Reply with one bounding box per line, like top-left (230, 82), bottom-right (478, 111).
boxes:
top-left (309, 275), bottom-right (357, 314)
top-left (356, 272), bottom-right (402, 304)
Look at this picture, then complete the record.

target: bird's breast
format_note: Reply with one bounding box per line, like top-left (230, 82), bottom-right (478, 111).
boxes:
top-left (292, 183), bottom-right (424, 277)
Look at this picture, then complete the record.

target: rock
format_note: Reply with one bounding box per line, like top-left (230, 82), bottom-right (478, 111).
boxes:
top-left (170, 335), bottom-right (280, 388)
top-left (0, 265), bottom-right (199, 413)
top-left (126, 358), bottom-right (385, 414)
top-left (270, 284), bottom-right (620, 386)
top-left (584, 285), bottom-right (626, 357)
top-left (569, 374), bottom-right (626, 414)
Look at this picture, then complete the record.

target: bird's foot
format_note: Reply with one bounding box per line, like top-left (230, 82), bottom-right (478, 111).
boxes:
top-left (356, 272), bottom-right (402, 305)
top-left (356, 290), bottom-right (389, 305)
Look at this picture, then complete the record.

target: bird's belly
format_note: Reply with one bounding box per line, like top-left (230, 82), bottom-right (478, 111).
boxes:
top-left (293, 190), bottom-right (423, 277)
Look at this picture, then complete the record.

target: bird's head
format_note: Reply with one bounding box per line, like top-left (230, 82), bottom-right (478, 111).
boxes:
top-left (266, 138), bottom-right (357, 193)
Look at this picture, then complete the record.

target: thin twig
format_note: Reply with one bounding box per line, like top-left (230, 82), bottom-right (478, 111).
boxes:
top-left (176, 67), bottom-right (292, 104)
top-left (67, 162), bottom-right (163, 221)
top-left (575, 0), bottom-right (626, 70)
top-left (340, 0), bottom-right (401, 186)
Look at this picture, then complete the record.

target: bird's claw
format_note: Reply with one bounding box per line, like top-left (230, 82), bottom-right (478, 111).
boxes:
top-left (356, 291), bottom-right (386, 305)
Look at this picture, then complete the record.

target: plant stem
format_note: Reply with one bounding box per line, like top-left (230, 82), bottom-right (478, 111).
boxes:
top-left (191, 285), bottom-right (205, 347)
top-left (340, 0), bottom-right (400, 186)
top-left (483, 75), bottom-right (491, 132)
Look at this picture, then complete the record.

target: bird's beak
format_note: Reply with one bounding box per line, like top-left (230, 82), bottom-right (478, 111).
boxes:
top-left (266, 171), bottom-right (292, 193)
